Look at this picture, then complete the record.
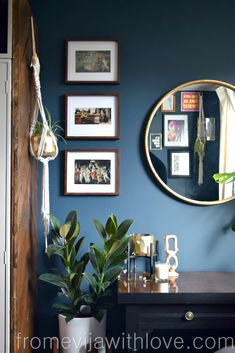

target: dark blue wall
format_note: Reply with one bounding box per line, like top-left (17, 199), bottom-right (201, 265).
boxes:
top-left (29, 0), bottom-right (235, 347)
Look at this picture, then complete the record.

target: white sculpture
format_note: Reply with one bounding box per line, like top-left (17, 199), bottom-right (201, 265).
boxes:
top-left (164, 235), bottom-right (179, 277)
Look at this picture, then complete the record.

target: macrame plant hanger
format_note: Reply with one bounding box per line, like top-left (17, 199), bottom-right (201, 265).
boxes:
top-left (194, 93), bottom-right (206, 186)
top-left (29, 17), bottom-right (58, 251)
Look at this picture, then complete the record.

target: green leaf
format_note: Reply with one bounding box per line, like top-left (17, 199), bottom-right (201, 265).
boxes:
top-left (213, 172), bottom-right (235, 184)
top-left (108, 252), bottom-right (127, 268)
top-left (65, 315), bottom-right (75, 323)
top-left (105, 216), bottom-right (117, 237)
top-left (50, 214), bottom-right (61, 233)
top-left (104, 265), bottom-right (122, 283)
top-left (80, 253), bottom-right (89, 271)
top-left (91, 244), bottom-right (106, 272)
top-left (83, 273), bottom-right (98, 294)
top-left (117, 219), bottom-right (134, 239)
top-left (53, 302), bottom-right (73, 311)
top-left (104, 237), bottom-right (116, 254)
top-left (232, 223), bottom-right (235, 232)
top-left (51, 229), bottom-right (64, 246)
top-left (89, 247), bottom-right (100, 273)
top-left (46, 244), bottom-right (65, 258)
top-left (39, 273), bottom-right (68, 289)
top-left (66, 212), bottom-right (79, 240)
top-left (75, 236), bottom-right (84, 255)
top-left (72, 262), bottom-right (84, 290)
top-left (68, 221), bottom-right (80, 240)
top-left (68, 247), bottom-right (77, 270)
top-left (93, 219), bottom-right (107, 241)
top-left (65, 210), bottom-right (77, 224)
top-left (107, 236), bottom-right (129, 260)
top-left (59, 223), bottom-right (71, 238)
top-left (94, 309), bottom-right (104, 322)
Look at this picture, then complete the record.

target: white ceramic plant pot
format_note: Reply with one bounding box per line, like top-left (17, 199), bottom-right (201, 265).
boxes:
top-left (58, 311), bottom-right (107, 353)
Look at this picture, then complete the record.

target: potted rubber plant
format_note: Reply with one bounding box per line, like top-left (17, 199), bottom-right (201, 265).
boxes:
top-left (39, 211), bottom-right (133, 353)
top-left (39, 210), bottom-right (94, 353)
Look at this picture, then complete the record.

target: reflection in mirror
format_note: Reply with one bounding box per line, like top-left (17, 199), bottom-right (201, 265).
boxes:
top-left (145, 80), bottom-right (235, 205)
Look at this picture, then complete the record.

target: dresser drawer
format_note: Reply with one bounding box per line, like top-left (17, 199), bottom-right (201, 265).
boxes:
top-left (126, 304), bottom-right (235, 332)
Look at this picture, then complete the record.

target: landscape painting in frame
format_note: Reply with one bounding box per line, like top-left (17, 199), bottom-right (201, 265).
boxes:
top-left (65, 94), bottom-right (119, 139)
top-left (65, 150), bottom-right (119, 195)
top-left (164, 114), bottom-right (189, 147)
top-left (66, 40), bottom-right (119, 83)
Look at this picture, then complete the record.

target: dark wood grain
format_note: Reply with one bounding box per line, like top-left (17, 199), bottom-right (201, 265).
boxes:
top-left (11, 0), bottom-right (38, 352)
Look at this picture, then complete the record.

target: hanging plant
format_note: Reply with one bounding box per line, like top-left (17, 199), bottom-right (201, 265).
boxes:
top-left (30, 108), bottom-right (65, 159)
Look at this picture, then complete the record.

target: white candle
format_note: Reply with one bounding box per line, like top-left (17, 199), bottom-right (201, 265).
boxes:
top-left (155, 262), bottom-right (169, 280)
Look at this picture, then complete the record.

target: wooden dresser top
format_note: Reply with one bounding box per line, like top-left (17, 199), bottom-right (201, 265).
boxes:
top-left (118, 272), bottom-right (235, 304)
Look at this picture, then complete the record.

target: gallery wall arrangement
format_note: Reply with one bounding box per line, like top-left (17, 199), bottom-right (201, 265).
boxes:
top-left (64, 39), bottom-right (120, 196)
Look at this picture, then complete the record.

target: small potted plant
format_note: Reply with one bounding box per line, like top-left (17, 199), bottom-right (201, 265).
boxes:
top-left (39, 211), bottom-right (133, 353)
top-left (30, 107), bottom-right (65, 159)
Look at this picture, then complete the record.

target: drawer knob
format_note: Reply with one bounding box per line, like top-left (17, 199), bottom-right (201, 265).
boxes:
top-left (185, 311), bottom-right (194, 321)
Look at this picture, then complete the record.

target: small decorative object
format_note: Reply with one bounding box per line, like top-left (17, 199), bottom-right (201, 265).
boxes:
top-left (181, 92), bottom-right (200, 112)
top-left (205, 117), bottom-right (215, 141)
top-left (130, 233), bottom-right (155, 256)
top-left (65, 94), bottom-right (120, 139)
top-left (150, 133), bottom-right (162, 150)
top-left (160, 94), bottom-right (176, 112)
top-left (155, 262), bottom-right (169, 281)
top-left (194, 94), bottom-right (206, 185)
top-left (64, 149), bottom-right (119, 195)
top-left (164, 234), bottom-right (179, 277)
top-left (127, 234), bottom-right (159, 279)
top-left (168, 150), bottom-right (190, 177)
top-left (65, 39), bottom-right (119, 83)
top-left (164, 114), bottom-right (189, 147)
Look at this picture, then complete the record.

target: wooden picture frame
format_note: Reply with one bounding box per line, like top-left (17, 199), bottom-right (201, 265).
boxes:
top-left (164, 114), bottom-right (189, 147)
top-left (64, 149), bottom-right (120, 195)
top-left (65, 93), bottom-right (120, 139)
top-left (160, 94), bottom-right (176, 112)
top-left (168, 150), bottom-right (191, 177)
top-left (65, 39), bottom-right (120, 83)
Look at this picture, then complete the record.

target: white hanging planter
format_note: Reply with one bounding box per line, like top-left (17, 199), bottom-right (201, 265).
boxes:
top-left (58, 311), bottom-right (107, 353)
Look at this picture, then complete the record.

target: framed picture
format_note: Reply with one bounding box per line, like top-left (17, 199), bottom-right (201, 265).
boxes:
top-left (65, 94), bottom-right (120, 139)
top-left (65, 39), bottom-right (119, 83)
top-left (181, 92), bottom-right (200, 112)
top-left (164, 114), bottom-right (189, 147)
top-left (65, 149), bottom-right (120, 195)
top-left (150, 133), bottom-right (162, 150)
top-left (205, 117), bottom-right (215, 141)
top-left (160, 94), bottom-right (175, 112)
top-left (168, 150), bottom-right (190, 177)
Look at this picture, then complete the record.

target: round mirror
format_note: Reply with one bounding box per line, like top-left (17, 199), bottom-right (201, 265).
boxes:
top-left (145, 79), bottom-right (235, 205)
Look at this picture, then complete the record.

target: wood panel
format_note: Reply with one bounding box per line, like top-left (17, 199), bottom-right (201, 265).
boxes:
top-left (11, 0), bottom-right (38, 352)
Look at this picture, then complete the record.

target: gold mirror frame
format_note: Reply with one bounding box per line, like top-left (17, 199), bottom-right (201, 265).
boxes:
top-left (145, 79), bottom-right (235, 206)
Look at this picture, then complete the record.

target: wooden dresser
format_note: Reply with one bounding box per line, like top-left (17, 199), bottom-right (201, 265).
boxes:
top-left (118, 272), bottom-right (235, 352)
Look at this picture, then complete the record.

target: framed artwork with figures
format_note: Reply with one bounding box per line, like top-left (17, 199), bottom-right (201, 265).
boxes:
top-left (64, 149), bottom-right (120, 195)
